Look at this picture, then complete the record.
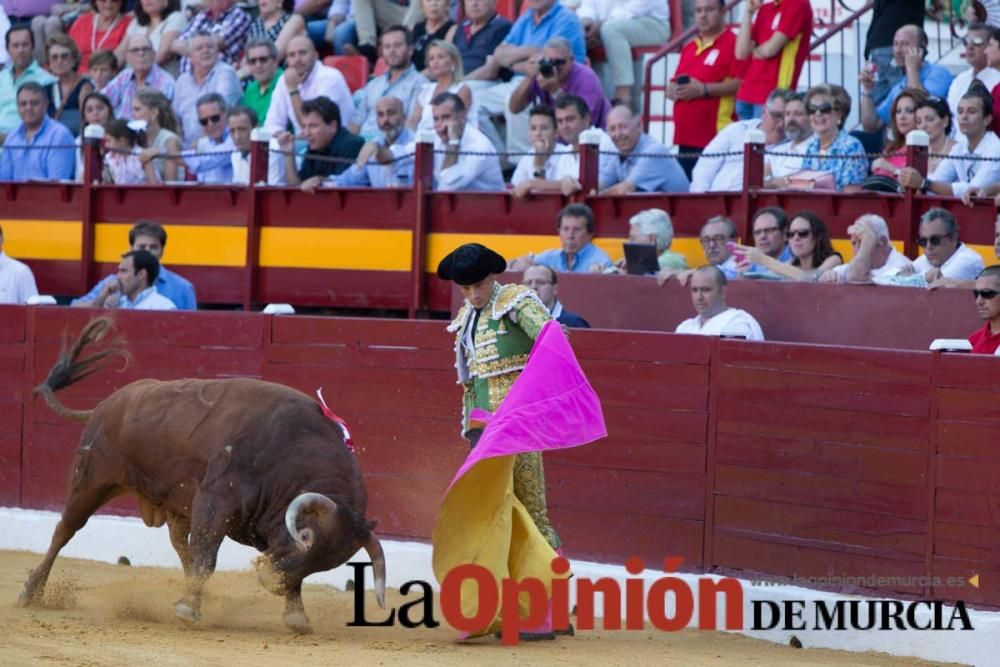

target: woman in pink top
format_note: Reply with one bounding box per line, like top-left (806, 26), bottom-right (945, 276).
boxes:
top-left (871, 87), bottom-right (926, 179)
top-left (68, 0), bottom-right (131, 73)
top-left (872, 88), bottom-right (927, 179)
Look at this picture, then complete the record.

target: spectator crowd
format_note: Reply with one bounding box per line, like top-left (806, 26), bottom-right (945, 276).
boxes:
top-left (1, 1), bottom-right (999, 355)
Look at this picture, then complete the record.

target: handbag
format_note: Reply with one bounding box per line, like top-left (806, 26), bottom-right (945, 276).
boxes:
top-left (786, 169), bottom-right (835, 191)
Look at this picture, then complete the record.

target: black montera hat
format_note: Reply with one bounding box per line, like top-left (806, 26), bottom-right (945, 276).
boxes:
top-left (436, 243), bottom-right (506, 285)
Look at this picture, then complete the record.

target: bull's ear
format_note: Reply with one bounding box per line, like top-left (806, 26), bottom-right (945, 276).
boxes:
top-left (298, 527), bottom-right (316, 551)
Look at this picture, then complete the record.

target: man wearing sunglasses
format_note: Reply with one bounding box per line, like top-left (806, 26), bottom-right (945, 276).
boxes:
top-left (908, 208), bottom-right (985, 284)
top-left (241, 38), bottom-right (282, 128)
top-left (102, 34), bottom-right (175, 119)
top-left (185, 93), bottom-right (235, 184)
top-left (968, 265), bottom-right (1000, 354)
top-left (947, 24), bottom-right (1000, 133)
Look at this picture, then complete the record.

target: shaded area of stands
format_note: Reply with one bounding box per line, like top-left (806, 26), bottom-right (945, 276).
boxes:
top-left (2, 306), bottom-right (998, 608)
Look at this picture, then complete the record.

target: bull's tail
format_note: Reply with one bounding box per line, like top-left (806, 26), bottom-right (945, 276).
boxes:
top-left (34, 317), bottom-right (130, 422)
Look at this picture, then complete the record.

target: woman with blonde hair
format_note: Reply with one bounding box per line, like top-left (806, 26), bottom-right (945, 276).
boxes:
top-left (131, 88), bottom-right (184, 181)
top-left (406, 40), bottom-right (477, 134)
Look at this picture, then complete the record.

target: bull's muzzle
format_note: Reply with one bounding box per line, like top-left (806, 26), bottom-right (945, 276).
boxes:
top-left (254, 556), bottom-right (287, 596)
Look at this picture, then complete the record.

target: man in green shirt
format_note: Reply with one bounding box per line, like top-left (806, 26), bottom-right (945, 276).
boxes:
top-left (0, 25), bottom-right (56, 142)
top-left (240, 38), bottom-right (282, 127)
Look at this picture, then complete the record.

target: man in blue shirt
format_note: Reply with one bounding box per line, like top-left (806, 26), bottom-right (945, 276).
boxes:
top-left (603, 104), bottom-right (690, 194)
top-left (186, 93), bottom-right (235, 184)
top-left (472, 0), bottom-right (586, 155)
top-left (510, 203), bottom-right (612, 273)
top-left (72, 221), bottom-right (197, 310)
top-left (0, 82), bottom-right (74, 182)
top-left (859, 24), bottom-right (952, 134)
top-left (338, 96), bottom-right (414, 187)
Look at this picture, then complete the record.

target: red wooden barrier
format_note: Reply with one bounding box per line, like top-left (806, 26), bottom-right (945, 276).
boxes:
top-left (5, 300), bottom-right (1000, 607)
top-left (4, 137), bottom-right (997, 317)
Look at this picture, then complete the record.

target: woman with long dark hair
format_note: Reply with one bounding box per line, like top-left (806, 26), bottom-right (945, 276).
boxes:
top-left (735, 210), bottom-right (843, 281)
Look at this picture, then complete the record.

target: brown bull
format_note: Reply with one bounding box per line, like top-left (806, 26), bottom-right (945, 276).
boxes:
top-left (18, 318), bottom-right (386, 634)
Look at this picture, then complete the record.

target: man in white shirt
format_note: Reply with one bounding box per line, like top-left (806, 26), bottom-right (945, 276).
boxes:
top-left (764, 92), bottom-right (813, 186)
top-left (0, 223), bottom-right (39, 305)
top-left (910, 208), bottom-right (985, 282)
top-left (510, 105), bottom-right (563, 197)
top-left (263, 35), bottom-right (354, 137)
top-left (228, 106), bottom-right (284, 185)
top-left (89, 250), bottom-right (177, 311)
top-left (822, 214), bottom-right (914, 284)
top-left (675, 265), bottom-right (764, 340)
top-left (899, 87), bottom-right (1000, 198)
top-left (510, 95), bottom-right (616, 197)
top-left (382, 92), bottom-right (504, 191)
top-left (946, 23), bottom-right (1000, 127)
top-left (691, 88), bottom-right (787, 192)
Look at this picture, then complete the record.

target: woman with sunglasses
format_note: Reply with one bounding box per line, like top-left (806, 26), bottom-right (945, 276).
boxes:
top-left (871, 87), bottom-right (926, 181)
top-left (734, 210), bottom-right (842, 281)
top-left (67, 0), bottom-right (132, 74)
top-left (119, 0), bottom-right (188, 76)
top-left (799, 85), bottom-right (867, 191)
top-left (45, 34), bottom-right (94, 137)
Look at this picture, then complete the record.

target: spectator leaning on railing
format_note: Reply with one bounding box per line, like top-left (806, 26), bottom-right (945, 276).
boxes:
top-left (278, 95), bottom-right (364, 193)
top-left (341, 96), bottom-right (415, 187)
top-left (906, 208), bottom-right (985, 284)
top-left (690, 88), bottom-right (787, 193)
top-left (185, 92), bottom-right (235, 184)
top-left (734, 210), bottom-right (843, 281)
top-left (603, 104), bottom-right (689, 194)
top-left (764, 92), bottom-right (812, 186)
top-left (509, 104), bottom-right (561, 197)
top-left (228, 105), bottom-right (285, 185)
top-left (509, 203), bottom-right (612, 273)
top-left (799, 84), bottom-right (868, 192)
top-left (0, 81), bottom-right (75, 182)
top-left (899, 83), bottom-right (1000, 197)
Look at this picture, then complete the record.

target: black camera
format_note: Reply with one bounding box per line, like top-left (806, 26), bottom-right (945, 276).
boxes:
top-left (538, 58), bottom-right (566, 78)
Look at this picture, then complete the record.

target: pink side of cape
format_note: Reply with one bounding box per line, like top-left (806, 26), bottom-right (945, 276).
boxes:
top-left (447, 321), bottom-right (607, 493)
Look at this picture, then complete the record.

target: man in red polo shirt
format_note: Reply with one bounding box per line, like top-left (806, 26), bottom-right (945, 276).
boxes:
top-left (670, 0), bottom-right (745, 179)
top-left (734, 0), bottom-right (813, 120)
top-left (969, 265), bottom-right (1000, 355)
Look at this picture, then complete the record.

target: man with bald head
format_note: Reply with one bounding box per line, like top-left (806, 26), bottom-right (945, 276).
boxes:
top-left (675, 265), bottom-right (764, 340)
top-left (264, 35), bottom-right (354, 137)
top-left (102, 34), bottom-right (176, 119)
top-left (339, 96), bottom-right (415, 187)
top-left (859, 24), bottom-right (952, 134)
top-left (603, 105), bottom-right (689, 194)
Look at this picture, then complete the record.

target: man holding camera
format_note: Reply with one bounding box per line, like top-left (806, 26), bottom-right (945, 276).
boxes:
top-left (508, 36), bottom-right (611, 130)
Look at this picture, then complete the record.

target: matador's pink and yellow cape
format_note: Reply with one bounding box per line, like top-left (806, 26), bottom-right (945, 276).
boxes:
top-left (431, 321), bottom-right (607, 638)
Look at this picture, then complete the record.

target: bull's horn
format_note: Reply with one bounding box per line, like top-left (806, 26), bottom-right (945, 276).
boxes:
top-left (363, 532), bottom-right (387, 609)
top-left (285, 492), bottom-right (337, 550)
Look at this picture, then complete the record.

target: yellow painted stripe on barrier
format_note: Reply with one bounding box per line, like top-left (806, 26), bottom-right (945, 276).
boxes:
top-left (259, 228), bottom-right (413, 270)
top-left (95, 223), bottom-right (247, 267)
top-left (0, 220), bottom-right (81, 260)
top-left (967, 244), bottom-right (996, 267)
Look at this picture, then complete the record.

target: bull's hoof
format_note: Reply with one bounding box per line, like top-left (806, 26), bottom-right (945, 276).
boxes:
top-left (283, 611), bottom-right (313, 635)
top-left (175, 601), bottom-right (202, 625)
top-left (17, 587), bottom-right (36, 607)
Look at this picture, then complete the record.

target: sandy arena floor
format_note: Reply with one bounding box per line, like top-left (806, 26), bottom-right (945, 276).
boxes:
top-left (0, 551), bottom-right (954, 666)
